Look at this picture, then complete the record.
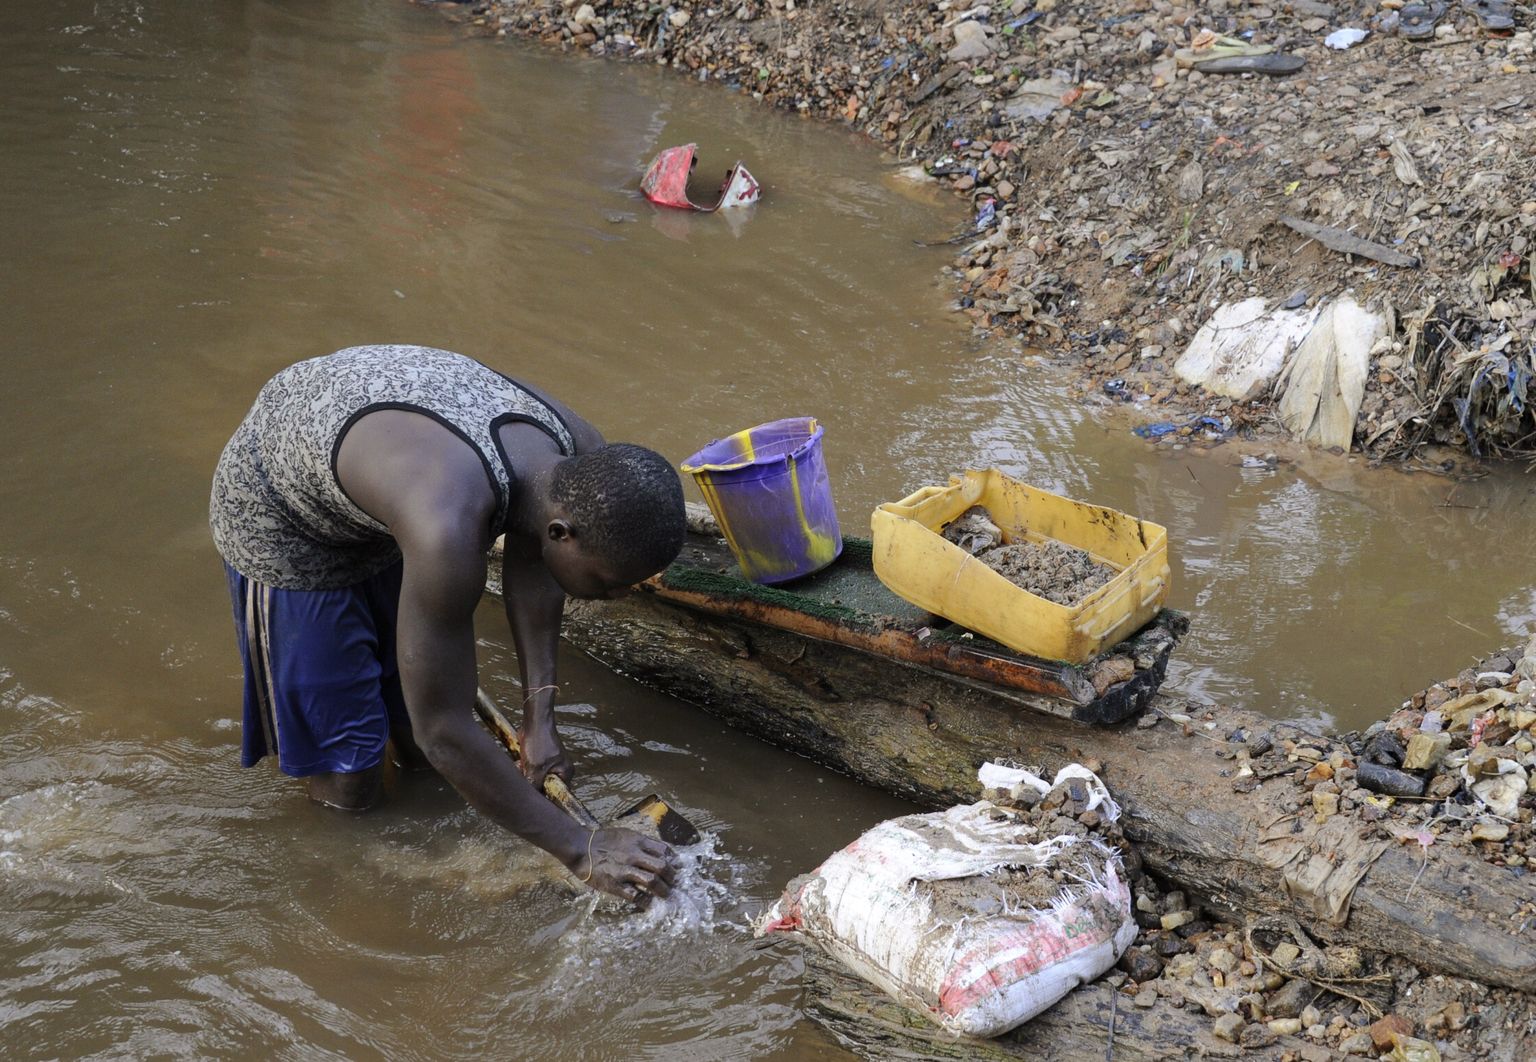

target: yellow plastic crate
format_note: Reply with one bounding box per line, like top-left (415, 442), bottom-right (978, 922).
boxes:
top-left (870, 469), bottom-right (1170, 664)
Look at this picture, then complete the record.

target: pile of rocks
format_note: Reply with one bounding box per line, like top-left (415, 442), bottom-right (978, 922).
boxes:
top-left (1110, 875), bottom-right (1535, 1058)
top-left (433, 0), bottom-right (1536, 461)
top-left (1213, 677), bottom-right (1532, 872)
top-left (1354, 639), bottom-right (1536, 860)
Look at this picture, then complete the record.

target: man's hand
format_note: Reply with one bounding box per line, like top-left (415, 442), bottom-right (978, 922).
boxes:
top-left (519, 717), bottom-right (573, 789)
top-left (573, 827), bottom-right (678, 902)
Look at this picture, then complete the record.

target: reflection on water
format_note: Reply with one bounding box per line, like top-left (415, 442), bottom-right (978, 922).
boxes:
top-left (4, 0), bottom-right (1536, 1055)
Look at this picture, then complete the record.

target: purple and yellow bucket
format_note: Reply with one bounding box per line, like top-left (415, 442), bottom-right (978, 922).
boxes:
top-left (681, 417), bottom-right (842, 585)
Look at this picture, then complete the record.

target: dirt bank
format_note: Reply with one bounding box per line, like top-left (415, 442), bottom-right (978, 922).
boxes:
top-left (427, 0), bottom-right (1534, 466)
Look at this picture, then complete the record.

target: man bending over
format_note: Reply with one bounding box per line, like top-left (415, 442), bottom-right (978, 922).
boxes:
top-left (210, 344), bottom-right (683, 903)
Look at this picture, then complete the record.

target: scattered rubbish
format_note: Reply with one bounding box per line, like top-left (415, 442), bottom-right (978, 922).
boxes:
top-left (1325, 27), bottom-right (1370, 49)
top-left (1260, 812), bottom-right (1390, 925)
top-left (927, 154), bottom-right (972, 179)
top-left (1370, 636), bottom-right (1536, 860)
top-left (940, 505), bottom-right (1002, 555)
top-left (1397, 2), bottom-right (1447, 40)
top-left (1463, 0), bottom-right (1515, 32)
top-left (1003, 75), bottom-right (1076, 123)
top-left (1463, 755), bottom-right (1529, 818)
top-left (1395, 297), bottom-right (1536, 457)
top-left (1174, 297), bottom-right (1321, 400)
top-left (640, 144), bottom-right (760, 212)
top-left (1187, 54), bottom-right (1306, 75)
top-left (479, 0), bottom-right (1536, 466)
top-left (1386, 139), bottom-right (1423, 186)
top-left (1174, 31), bottom-right (1304, 75)
top-left (1199, 246), bottom-right (1245, 273)
top-left (910, 63), bottom-right (964, 105)
top-left (1133, 415), bottom-right (1226, 439)
top-left (974, 196), bottom-right (997, 231)
top-left (755, 765), bottom-right (1135, 1038)
top-left (890, 164), bottom-right (935, 186)
top-left (1280, 215), bottom-right (1421, 269)
top-left (1276, 296), bottom-right (1389, 450)
top-left (1357, 761), bottom-right (1429, 798)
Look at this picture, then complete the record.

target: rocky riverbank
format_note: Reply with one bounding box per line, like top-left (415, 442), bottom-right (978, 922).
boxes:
top-left (427, 0), bottom-right (1535, 465)
top-left (1110, 638), bottom-right (1536, 1059)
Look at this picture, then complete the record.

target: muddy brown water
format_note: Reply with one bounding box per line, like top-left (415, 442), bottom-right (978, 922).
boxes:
top-left (4, 0), bottom-right (1536, 1056)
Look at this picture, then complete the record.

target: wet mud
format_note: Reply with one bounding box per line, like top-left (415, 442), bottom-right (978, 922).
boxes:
top-left (979, 540), bottom-right (1116, 607)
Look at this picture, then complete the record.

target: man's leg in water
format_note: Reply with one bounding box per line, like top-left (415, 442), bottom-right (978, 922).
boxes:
top-left (225, 563), bottom-right (400, 810)
top-left (305, 762), bottom-right (383, 810)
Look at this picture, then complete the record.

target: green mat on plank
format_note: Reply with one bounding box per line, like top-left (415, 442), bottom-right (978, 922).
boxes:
top-left (659, 536), bottom-right (936, 632)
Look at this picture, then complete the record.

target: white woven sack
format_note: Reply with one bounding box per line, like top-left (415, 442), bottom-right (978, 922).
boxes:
top-left (757, 792), bottom-right (1134, 1038)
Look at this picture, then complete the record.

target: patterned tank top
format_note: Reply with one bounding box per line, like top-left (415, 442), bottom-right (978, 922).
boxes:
top-left (209, 345), bottom-right (575, 590)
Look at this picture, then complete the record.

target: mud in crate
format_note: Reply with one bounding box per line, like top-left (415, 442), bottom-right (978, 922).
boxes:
top-left (870, 469), bottom-right (1170, 665)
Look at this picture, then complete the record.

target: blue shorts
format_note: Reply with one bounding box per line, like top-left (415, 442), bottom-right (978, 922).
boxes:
top-left (224, 560), bottom-right (412, 777)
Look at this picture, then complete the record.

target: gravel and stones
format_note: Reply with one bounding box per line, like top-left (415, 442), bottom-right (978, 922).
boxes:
top-left (978, 539), bottom-right (1118, 606)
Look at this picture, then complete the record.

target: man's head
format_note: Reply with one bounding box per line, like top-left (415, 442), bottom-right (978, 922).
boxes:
top-left (541, 443), bottom-right (686, 599)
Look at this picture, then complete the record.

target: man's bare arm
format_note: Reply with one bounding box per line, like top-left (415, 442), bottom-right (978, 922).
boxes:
top-left (393, 520), bottom-right (589, 865)
top-left (393, 521), bottom-right (677, 900)
top-left (500, 539), bottom-right (571, 788)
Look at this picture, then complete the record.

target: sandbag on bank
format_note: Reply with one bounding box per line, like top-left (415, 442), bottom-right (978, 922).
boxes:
top-left (755, 765), bottom-right (1136, 1039)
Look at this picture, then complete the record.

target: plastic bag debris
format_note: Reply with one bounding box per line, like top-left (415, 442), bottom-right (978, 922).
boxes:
top-left (1003, 75), bottom-right (1075, 123)
top-left (941, 505), bottom-right (1003, 555)
top-left (1276, 296), bottom-right (1388, 450)
top-left (1173, 31), bottom-right (1304, 74)
top-left (756, 770), bottom-right (1135, 1039)
top-left (974, 196), bottom-right (997, 231)
top-left (1174, 297), bottom-right (1321, 400)
top-left (976, 762), bottom-right (1121, 820)
top-left (1462, 756), bottom-right (1529, 819)
top-left (640, 144), bottom-right (760, 212)
top-left (1325, 27), bottom-right (1370, 49)
top-left (1133, 415), bottom-right (1226, 439)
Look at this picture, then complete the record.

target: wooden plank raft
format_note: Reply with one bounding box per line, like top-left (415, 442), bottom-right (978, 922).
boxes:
top-left (643, 530), bottom-right (1188, 726)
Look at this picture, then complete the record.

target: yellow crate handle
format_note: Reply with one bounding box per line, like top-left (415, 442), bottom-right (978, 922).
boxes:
top-left (878, 484), bottom-right (952, 518)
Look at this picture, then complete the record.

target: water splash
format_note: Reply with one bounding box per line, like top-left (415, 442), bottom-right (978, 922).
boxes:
top-left (549, 832), bottom-right (751, 985)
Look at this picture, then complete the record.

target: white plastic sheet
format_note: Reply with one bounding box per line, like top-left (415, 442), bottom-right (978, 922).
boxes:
top-left (1174, 297), bottom-right (1321, 400)
top-left (1276, 296), bottom-right (1387, 450)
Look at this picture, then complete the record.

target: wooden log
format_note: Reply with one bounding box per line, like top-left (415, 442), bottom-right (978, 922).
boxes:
top-left (798, 945), bottom-right (1303, 1061)
top-left (561, 593), bottom-right (1536, 994)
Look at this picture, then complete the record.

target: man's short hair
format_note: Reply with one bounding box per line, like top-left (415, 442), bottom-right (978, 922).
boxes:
top-left (549, 443), bottom-right (685, 576)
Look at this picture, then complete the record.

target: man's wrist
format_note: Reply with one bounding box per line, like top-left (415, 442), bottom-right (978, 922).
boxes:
top-left (521, 683), bottom-right (558, 726)
top-left (523, 700), bottom-right (557, 731)
top-left (558, 823), bottom-right (592, 870)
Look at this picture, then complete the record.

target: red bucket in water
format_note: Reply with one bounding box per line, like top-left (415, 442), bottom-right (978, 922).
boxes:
top-left (681, 418), bottom-right (842, 585)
